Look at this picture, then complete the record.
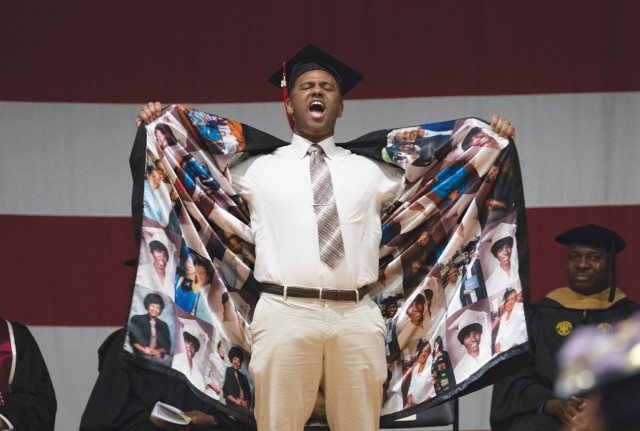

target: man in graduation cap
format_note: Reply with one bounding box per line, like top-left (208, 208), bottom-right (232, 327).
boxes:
top-left (490, 224), bottom-right (639, 431)
top-left (136, 44), bottom-right (515, 430)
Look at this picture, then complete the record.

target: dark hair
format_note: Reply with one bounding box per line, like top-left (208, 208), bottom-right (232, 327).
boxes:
top-left (228, 346), bottom-right (244, 363)
top-left (154, 123), bottom-right (179, 146)
top-left (461, 127), bottom-right (482, 151)
top-left (382, 296), bottom-right (397, 306)
top-left (503, 287), bottom-right (517, 302)
top-left (433, 335), bottom-right (444, 357)
top-left (149, 240), bottom-right (169, 258)
top-left (491, 237), bottom-right (514, 257)
top-left (143, 293), bottom-right (165, 311)
top-left (183, 331), bottom-right (200, 352)
top-left (193, 255), bottom-right (214, 284)
top-left (416, 339), bottom-right (431, 355)
top-left (457, 323), bottom-right (483, 344)
top-left (411, 294), bottom-right (426, 305)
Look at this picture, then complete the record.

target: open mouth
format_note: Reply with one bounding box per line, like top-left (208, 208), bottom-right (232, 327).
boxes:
top-left (309, 101), bottom-right (325, 113)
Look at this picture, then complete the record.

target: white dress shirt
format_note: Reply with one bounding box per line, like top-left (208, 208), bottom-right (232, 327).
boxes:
top-left (232, 134), bottom-right (401, 289)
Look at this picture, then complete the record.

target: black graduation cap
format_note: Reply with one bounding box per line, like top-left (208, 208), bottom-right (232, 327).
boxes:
top-left (555, 224), bottom-right (626, 302)
top-left (555, 224), bottom-right (626, 252)
top-left (267, 44), bottom-right (363, 96)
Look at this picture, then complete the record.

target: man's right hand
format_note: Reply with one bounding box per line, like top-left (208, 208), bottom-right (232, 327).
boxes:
top-left (136, 102), bottom-right (163, 127)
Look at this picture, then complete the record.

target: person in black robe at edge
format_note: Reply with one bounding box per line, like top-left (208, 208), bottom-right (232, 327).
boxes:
top-left (0, 318), bottom-right (56, 431)
top-left (80, 328), bottom-right (255, 431)
top-left (490, 224), bottom-right (639, 431)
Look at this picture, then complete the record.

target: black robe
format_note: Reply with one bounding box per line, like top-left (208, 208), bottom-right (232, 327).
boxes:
top-left (0, 321), bottom-right (56, 431)
top-left (80, 328), bottom-right (255, 431)
top-left (490, 288), bottom-right (639, 431)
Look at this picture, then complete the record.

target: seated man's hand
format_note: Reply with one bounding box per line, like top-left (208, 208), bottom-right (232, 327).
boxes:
top-left (136, 102), bottom-right (163, 127)
top-left (490, 115), bottom-right (516, 139)
top-left (149, 415), bottom-right (186, 431)
top-left (184, 410), bottom-right (218, 427)
top-left (544, 396), bottom-right (584, 424)
top-left (149, 410), bottom-right (217, 430)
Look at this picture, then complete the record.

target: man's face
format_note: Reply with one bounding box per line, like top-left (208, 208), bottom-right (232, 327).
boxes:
top-left (496, 243), bottom-right (512, 267)
top-left (231, 356), bottom-right (241, 370)
top-left (407, 300), bottom-right (424, 325)
top-left (462, 329), bottom-right (481, 355)
top-left (286, 70), bottom-right (343, 143)
top-left (566, 243), bottom-right (609, 295)
top-left (147, 302), bottom-right (161, 317)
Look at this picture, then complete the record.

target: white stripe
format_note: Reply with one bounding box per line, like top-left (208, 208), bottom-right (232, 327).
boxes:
top-left (1, 92), bottom-right (639, 216)
top-left (31, 326), bottom-right (119, 431)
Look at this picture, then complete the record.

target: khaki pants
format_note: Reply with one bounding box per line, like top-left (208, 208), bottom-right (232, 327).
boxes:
top-left (249, 293), bottom-right (387, 430)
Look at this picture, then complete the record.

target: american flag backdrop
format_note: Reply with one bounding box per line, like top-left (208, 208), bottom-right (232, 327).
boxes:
top-left (1, 1), bottom-right (639, 429)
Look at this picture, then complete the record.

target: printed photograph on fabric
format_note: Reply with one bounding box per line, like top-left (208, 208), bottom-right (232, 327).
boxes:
top-left (446, 303), bottom-right (492, 383)
top-left (171, 318), bottom-right (210, 393)
top-left (489, 285), bottom-right (526, 356)
top-left (430, 331), bottom-right (457, 396)
top-left (481, 219), bottom-right (521, 298)
top-left (383, 126), bottom-right (452, 168)
top-left (374, 117), bottom-right (521, 416)
top-left (126, 108), bottom-right (257, 419)
top-left (136, 227), bottom-right (181, 298)
top-left (125, 289), bottom-right (176, 367)
top-left (443, 118), bottom-right (506, 169)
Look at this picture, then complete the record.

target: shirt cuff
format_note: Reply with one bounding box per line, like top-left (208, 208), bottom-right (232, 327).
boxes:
top-left (0, 414), bottom-right (14, 430)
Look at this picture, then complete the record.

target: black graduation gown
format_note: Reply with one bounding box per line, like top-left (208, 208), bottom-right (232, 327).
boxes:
top-left (0, 322), bottom-right (56, 431)
top-left (80, 328), bottom-right (255, 431)
top-left (490, 289), bottom-right (639, 431)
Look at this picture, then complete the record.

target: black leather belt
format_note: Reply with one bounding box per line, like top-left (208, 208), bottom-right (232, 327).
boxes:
top-left (260, 283), bottom-right (369, 302)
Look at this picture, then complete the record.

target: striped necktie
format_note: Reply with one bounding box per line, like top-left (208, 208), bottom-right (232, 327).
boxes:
top-left (309, 145), bottom-right (345, 268)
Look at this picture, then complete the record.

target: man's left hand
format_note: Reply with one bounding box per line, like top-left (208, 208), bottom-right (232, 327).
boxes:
top-left (490, 115), bottom-right (516, 139)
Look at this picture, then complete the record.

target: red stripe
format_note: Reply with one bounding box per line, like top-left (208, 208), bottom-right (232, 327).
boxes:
top-left (1, 206), bottom-right (639, 326)
top-left (0, 215), bottom-right (136, 327)
top-left (1, 1), bottom-right (639, 103)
